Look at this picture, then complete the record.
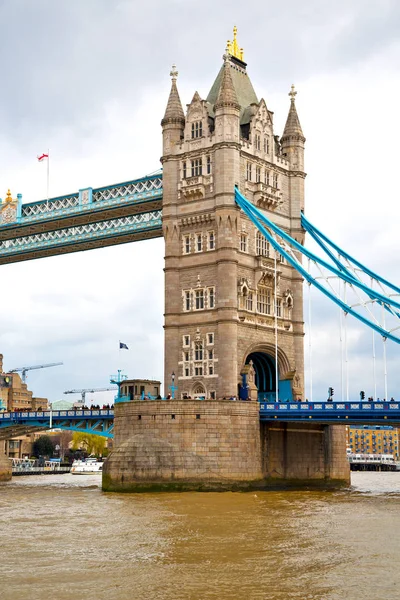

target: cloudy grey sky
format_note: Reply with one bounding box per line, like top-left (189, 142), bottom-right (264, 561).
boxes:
top-left (0, 0), bottom-right (399, 404)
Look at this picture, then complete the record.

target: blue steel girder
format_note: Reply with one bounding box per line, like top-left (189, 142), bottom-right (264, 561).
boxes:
top-left (259, 401), bottom-right (400, 424)
top-left (0, 410), bottom-right (114, 438)
top-left (0, 210), bottom-right (162, 265)
top-left (0, 173), bottom-right (163, 264)
top-left (1, 174), bottom-right (163, 231)
top-left (53, 419), bottom-right (114, 438)
top-left (235, 188), bottom-right (400, 344)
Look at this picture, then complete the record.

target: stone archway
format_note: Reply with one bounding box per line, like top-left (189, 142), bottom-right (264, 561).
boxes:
top-left (241, 345), bottom-right (293, 402)
top-left (191, 383), bottom-right (206, 400)
top-left (245, 352), bottom-right (276, 401)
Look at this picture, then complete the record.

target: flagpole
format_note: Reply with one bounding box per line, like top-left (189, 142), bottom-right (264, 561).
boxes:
top-left (46, 148), bottom-right (50, 210)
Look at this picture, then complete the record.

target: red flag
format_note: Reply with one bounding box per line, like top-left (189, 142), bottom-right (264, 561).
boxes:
top-left (37, 153), bottom-right (49, 162)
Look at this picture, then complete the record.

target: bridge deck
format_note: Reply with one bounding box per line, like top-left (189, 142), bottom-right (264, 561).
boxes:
top-left (0, 409), bottom-right (114, 439)
top-left (2, 403), bottom-right (400, 441)
top-left (260, 401), bottom-right (400, 424)
top-left (0, 174), bottom-right (163, 264)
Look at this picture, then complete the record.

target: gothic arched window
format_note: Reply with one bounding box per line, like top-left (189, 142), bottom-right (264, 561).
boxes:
top-left (195, 342), bottom-right (203, 361)
top-left (191, 121), bottom-right (203, 139)
top-left (256, 231), bottom-right (270, 257)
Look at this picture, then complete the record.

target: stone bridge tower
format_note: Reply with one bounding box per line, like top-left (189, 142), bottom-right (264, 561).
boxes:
top-left (103, 30), bottom-right (350, 492)
top-left (162, 29), bottom-right (306, 402)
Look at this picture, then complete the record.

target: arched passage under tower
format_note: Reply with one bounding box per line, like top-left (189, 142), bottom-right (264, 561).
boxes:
top-left (246, 352), bottom-right (276, 401)
top-left (241, 350), bottom-right (294, 403)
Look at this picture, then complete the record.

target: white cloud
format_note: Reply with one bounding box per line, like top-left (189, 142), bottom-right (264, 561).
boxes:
top-left (0, 1), bottom-right (399, 403)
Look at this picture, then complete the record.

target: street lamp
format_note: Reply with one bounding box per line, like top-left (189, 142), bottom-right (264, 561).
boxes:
top-left (169, 372), bottom-right (177, 399)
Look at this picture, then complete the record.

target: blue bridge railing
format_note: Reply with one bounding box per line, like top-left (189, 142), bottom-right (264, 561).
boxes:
top-left (259, 401), bottom-right (400, 423)
top-left (0, 409), bottom-right (114, 438)
top-left (2, 403), bottom-right (400, 438)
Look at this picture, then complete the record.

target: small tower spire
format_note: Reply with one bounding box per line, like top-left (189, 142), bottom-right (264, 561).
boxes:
top-left (214, 55), bottom-right (240, 111)
top-left (161, 65), bottom-right (185, 125)
top-left (282, 84), bottom-right (305, 140)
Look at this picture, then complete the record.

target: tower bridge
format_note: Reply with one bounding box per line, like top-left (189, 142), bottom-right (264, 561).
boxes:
top-left (1, 28), bottom-right (398, 489)
top-left (2, 402), bottom-right (400, 444)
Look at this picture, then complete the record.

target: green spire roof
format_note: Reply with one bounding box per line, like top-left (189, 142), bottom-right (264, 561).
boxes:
top-left (207, 56), bottom-right (258, 124)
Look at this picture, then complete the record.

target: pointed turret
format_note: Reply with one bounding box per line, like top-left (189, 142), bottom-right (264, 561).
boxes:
top-left (214, 56), bottom-right (240, 112)
top-left (161, 65), bottom-right (185, 156)
top-left (281, 85), bottom-right (305, 173)
top-left (282, 85), bottom-right (305, 142)
top-left (161, 65), bottom-right (185, 126)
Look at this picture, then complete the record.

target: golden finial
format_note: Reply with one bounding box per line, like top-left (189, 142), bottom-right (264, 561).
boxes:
top-left (226, 26), bottom-right (244, 62)
top-left (289, 84), bottom-right (297, 102)
top-left (5, 189), bottom-right (12, 203)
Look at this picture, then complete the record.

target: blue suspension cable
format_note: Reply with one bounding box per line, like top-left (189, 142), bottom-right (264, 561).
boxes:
top-left (235, 189), bottom-right (400, 312)
top-left (301, 213), bottom-right (400, 295)
top-left (234, 188), bottom-right (400, 344)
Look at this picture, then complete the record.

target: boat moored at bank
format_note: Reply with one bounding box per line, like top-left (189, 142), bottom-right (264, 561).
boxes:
top-left (71, 457), bottom-right (103, 475)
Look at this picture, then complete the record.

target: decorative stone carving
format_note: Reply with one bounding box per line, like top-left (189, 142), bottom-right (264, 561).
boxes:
top-left (283, 289), bottom-right (293, 308)
top-left (258, 268), bottom-right (280, 288)
top-left (237, 277), bottom-right (250, 295)
top-left (252, 182), bottom-right (283, 210)
top-left (0, 190), bottom-right (18, 225)
top-left (179, 212), bottom-right (214, 228)
top-left (178, 175), bottom-right (213, 201)
top-left (292, 372), bottom-right (302, 400)
top-left (240, 361), bottom-right (258, 401)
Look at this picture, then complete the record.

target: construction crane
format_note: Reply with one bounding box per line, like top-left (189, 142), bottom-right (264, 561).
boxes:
top-left (9, 362), bottom-right (63, 383)
top-left (64, 387), bottom-right (117, 405)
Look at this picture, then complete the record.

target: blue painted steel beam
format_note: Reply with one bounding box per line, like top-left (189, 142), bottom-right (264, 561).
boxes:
top-left (0, 173), bottom-right (163, 230)
top-left (236, 189), bottom-right (400, 311)
top-left (301, 213), bottom-right (400, 295)
top-left (0, 409), bottom-right (114, 438)
top-left (0, 211), bottom-right (162, 258)
top-left (235, 188), bottom-right (400, 343)
top-left (259, 401), bottom-right (400, 424)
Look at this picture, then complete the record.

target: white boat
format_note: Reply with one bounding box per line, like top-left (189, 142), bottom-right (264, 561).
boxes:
top-left (71, 457), bottom-right (103, 475)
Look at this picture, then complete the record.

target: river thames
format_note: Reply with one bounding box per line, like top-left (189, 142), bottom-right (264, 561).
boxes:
top-left (1, 472), bottom-right (399, 600)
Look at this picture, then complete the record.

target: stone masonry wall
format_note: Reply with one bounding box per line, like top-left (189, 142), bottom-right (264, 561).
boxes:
top-left (103, 399), bottom-right (264, 492)
top-left (0, 440), bottom-right (11, 481)
top-left (261, 422), bottom-right (350, 488)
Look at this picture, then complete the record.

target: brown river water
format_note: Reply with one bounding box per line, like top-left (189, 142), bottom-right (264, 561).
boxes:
top-left (1, 472), bottom-right (400, 600)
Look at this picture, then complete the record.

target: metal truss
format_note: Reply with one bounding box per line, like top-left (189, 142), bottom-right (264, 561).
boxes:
top-left (0, 410), bottom-right (114, 438)
top-left (235, 188), bottom-right (400, 344)
top-left (18, 174), bottom-right (163, 223)
top-left (21, 193), bottom-right (79, 218)
top-left (92, 176), bottom-right (162, 203)
top-left (54, 419), bottom-right (114, 438)
top-left (0, 211), bottom-right (162, 256)
top-left (259, 400), bottom-right (400, 423)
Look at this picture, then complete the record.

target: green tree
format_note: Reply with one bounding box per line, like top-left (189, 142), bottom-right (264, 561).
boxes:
top-left (71, 432), bottom-right (106, 456)
top-left (33, 435), bottom-right (55, 457)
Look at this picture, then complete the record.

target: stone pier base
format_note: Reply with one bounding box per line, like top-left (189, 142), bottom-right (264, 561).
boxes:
top-left (261, 422), bottom-right (350, 489)
top-left (103, 401), bottom-right (350, 492)
top-left (0, 441), bottom-right (11, 482)
top-left (103, 400), bottom-right (264, 492)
